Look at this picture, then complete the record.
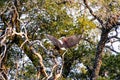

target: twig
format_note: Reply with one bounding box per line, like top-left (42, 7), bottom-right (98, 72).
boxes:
top-left (105, 45), bottom-right (120, 54)
top-left (0, 43), bottom-right (6, 68)
top-left (0, 73), bottom-right (6, 80)
top-left (81, 37), bottom-right (96, 45)
top-left (54, 50), bottom-right (67, 80)
top-left (30, 40), bottom-right (48, 52)
top-left (47, 56), bottom-right (58, 80)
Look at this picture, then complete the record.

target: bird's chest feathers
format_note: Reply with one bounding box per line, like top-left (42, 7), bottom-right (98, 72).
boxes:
top-left (59, 40), bottom-right (64, 45)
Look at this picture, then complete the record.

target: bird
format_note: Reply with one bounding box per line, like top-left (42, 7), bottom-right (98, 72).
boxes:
top-left (46, 34), bottom-right (82, 50)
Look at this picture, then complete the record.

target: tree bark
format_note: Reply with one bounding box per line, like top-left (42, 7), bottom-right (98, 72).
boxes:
top-left (91, 29), bottom-right (110, 80)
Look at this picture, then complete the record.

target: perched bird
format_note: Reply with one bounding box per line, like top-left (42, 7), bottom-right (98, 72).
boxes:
top-left (46, 34), bottom-right (82, 50)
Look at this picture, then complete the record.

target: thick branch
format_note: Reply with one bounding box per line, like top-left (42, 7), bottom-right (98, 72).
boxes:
top-left (91, 29), bottom-right (110, 80)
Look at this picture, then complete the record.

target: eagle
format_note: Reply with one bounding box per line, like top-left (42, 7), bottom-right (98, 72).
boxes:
top-left (46, 34), bottom-right (82, 50)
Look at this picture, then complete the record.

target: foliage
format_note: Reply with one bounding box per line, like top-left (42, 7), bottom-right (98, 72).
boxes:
top-left (100, 54), bottom-right (120, 79)
top-left (0, 0), bottom-right (120, 80)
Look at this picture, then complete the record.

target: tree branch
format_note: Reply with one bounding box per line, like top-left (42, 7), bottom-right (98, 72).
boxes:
top-left (90, 29), bottom-right (110, 80)
top-left (105, 46), bottom-right (120, 54)
top-left (83, 0), bottom-right (103, 26)
top-left (29, 44), bottom-right (48, 78)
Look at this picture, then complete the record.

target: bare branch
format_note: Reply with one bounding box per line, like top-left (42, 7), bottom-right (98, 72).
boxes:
top-left (30, 40), bottom-right (48, 53)
top-left (107, 36), bottom-right (120, 41)
top-left (105, 46), bottom-right (120, 54)
top-left (54, 50), bottom-right (67, 80)
top-left (0, 43), bottom-right (6, 68)
top-left (81, 37), bottom-right (96, 45)
top-left (47, 56), bottom-right (58, 80)
top-left (83, 0), bottom-right (103, 26)
top-left (0, 72), bottom-right (6, 80)
top-left (29, 44), bottom-right (48, 78)
top-left (16, 18), bottom-right (49, 78)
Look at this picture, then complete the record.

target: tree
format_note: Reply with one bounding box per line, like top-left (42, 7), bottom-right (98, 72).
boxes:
top-left (83, 0), bottom-right (120, 79)
top-left (0, 0), bottom-right (120, 80)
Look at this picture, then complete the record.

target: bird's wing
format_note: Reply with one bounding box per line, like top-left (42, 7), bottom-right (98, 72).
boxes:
top-left (62, 35), bottom-right (81, 48)
top-left (46, 34), bottom-right (62, 48)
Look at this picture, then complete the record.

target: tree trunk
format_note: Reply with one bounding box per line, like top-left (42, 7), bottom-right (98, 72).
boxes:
top-left (91, 29), bottom-right (110, 80)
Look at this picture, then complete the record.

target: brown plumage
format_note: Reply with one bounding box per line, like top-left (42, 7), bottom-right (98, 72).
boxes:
top-left (46, 34), bottom-right (82, 50)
